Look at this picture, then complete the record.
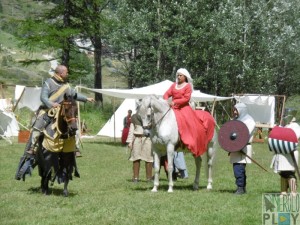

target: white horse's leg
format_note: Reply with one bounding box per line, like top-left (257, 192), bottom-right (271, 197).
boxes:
top-left (206, 138), bottom-right (216, 190)
top-left (167, 145), bottom-right (175, 193)
top-left (193, 156), bottom-right (202, 191)
top-left (151, 152), bottom-right (160, 192)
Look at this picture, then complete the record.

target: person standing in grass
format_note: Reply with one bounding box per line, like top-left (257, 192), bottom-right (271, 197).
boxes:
top-left (126, 113), bottom-right (153, 183)
top-left (229, 102), bottom-right (255, 195)
top-left (121, 109), bottom-right (132, 145)
top-left (271, 108), bottom-right (300, 197)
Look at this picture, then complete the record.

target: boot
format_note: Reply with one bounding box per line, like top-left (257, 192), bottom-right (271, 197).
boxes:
top-left (145, 162), bottom-right (153, 182)
top-left (132, 160), bottom-right (140, 183)
top-left (26, 147), bottom-right (36, 155)
top-left (234, 187), bottom-right (245, 195)
top-left (288, 178), bottom-right (297, 197)
top-left (280, 177), bottom-right (288, 197)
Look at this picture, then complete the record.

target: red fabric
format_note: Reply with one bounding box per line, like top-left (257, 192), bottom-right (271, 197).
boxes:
top-left (194, 110), bottom-right (215, 142)
top-left (121, 127), bottom-right (130, 145)
top-left (269, 126), bottom-right (298, 143)
top-left (121, 116), bottom-right (131, 145)
top-left (163, 83), bottom-right (210, 157)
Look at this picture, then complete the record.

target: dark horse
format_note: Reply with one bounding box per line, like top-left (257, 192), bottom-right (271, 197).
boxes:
top-left (15, 93), bottom-right (79, 197)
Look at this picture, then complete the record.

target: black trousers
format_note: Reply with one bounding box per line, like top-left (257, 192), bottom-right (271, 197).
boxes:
top-left (233, 163), bottom-right (246, 187)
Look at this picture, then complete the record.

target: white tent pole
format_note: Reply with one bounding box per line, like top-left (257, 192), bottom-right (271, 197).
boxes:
top-left (113, 80), bottom-right (117, 143)
top-left (211, 99), bottom-right (216, 115)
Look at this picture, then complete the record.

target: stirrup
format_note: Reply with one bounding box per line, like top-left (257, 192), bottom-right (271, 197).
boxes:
top-left (26, 149), bottom-right (35, 155)
top-left (75, 151), bottom-right (82, 157)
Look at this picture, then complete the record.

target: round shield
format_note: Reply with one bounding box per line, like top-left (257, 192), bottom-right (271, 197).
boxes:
top-left (268, 126), bottom-right (298, 154)
top-left (218, 120), bottom-right (250, 152)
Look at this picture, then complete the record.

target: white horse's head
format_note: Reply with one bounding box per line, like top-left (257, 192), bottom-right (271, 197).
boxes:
top-left (136, 95), bottom-right (171, 130)
top-left (136, 96), bottom-right (153, 129)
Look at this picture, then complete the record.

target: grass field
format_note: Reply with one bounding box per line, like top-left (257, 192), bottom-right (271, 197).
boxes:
top-left (0, 137), bottom-right (283, 225)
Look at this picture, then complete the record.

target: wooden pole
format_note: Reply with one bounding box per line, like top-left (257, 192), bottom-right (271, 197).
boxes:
top-left (12, 87), bottom-right (26, 112)
top-left (291, 151), bottom-right (300, 178)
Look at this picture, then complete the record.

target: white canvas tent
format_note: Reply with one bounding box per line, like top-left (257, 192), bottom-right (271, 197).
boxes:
top-left (79, 80), bottom-right (233, 138)
top-left (234, 94), bottom-right (282, 128)
top-left (80, 80), bottom-right (232, 102)
top-left (0, 99), bottom-right (20, 143)
top-left (15, 85), bottom-right (42, 112)
top-left (98, 98), bottom-right (137, 138)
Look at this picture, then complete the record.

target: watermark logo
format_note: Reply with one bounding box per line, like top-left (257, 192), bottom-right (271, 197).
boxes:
top-left (262, 193), bottom-right (300, 225)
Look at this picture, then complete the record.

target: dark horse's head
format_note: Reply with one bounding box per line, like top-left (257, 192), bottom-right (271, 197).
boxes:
top-left (59, 93), bottom-right (78, 137)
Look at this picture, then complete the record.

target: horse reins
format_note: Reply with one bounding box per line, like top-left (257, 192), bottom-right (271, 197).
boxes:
top-left (149, 106), bottom-right (171, 130)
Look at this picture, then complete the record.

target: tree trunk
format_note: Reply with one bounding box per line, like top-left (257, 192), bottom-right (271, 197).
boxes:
top-left (61, 0), bottom-right (71, 67)
top-left (93, 36), bottom-right (103, 107)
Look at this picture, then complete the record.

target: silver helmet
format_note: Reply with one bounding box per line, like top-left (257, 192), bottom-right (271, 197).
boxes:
top-left (282, 108), bottom-right (297, 125)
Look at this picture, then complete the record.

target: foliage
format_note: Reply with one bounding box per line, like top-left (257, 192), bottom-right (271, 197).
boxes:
top-left (1, 0), bottom-right (300, 99)
top-left (110, 0), bottom-right (300, 97)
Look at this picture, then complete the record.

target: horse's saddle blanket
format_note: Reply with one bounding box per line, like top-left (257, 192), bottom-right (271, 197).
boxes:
top-left (42, 113), bottom-right (76, 153)
top-left (43, 134), bottom-right (76, 153)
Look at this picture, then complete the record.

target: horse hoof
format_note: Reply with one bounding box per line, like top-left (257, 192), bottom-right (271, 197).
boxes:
top-left (63, 191), bottom-right (69, 197)
top-left (151, 187), bottom-right (158, 192)
top-left (167, 188), bottom-right (173, 193)
top-left (207, 184), bottom-right (213, 190)
top-left (43, 190), bottom-right (50, 195)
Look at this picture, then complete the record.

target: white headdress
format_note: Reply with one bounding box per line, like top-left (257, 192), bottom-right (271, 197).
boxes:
top-left (176, 68), bottom-right (194, 91)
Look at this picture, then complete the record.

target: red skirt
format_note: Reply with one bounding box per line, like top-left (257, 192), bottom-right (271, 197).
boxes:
top-left (121, 127), bottom-right (129, 145)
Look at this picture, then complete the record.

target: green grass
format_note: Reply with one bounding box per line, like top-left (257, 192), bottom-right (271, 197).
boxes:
top-left (0, 138), bottom-right (282, 225)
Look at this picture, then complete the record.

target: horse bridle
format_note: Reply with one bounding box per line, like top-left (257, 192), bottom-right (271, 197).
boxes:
top-left (59, 100), bottom-right (78, 137)
top-left (146, 105), bottom-right (171, 130)
top-left (61, 101), bottom-right (77, 123)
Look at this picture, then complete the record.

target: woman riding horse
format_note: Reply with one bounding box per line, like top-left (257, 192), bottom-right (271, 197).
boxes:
top-left (163, 68), bottom-right (215, 157)
top-left (136, 68), bottom-right (216, 192)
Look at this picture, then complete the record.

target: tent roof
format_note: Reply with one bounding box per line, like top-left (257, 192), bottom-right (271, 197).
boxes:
top-left (78, 80), bottom-right (232, 102)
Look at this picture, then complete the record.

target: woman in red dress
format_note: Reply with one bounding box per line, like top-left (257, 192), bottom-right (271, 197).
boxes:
top-left (121, 109), bottom-right (132, 145)
top-left (163, 68), bottom-right (211, 157)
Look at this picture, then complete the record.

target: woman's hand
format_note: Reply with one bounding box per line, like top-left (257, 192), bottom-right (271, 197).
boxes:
top-left (168, 101), bottom-right (174, 107)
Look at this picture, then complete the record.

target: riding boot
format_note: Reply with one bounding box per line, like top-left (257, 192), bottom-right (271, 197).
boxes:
top-left (280, 177), bottom-right (288, 196)
top-left (26, 145), bottom-right (38, 155)
top-left (26, 129), bottom-right (41, 155)
top-left (288, 178), bottom-right (297, 197)
top-left (145, 162), bottom-right (153, 181)
top-left (26, 147), bottom-right (35, 155)
top-left (132, 160), bottom-right (140, 183)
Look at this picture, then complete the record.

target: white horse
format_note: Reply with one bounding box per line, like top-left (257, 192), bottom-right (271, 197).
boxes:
top-left (136, 95), bottom-right (216, 193)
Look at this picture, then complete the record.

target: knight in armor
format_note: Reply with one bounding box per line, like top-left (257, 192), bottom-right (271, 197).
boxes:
top-left (271, 108), bottom-right (299, 197)
top-left (26, 65), bottom-right (94, 155)
top-left (126, 113), bottom-right (153, 183)
top-left (229, 103), bottom-right (256, 195)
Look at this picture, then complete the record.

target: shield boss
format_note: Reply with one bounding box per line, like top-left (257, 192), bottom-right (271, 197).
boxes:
top-left (218, 120), bottom-right (250, 152)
